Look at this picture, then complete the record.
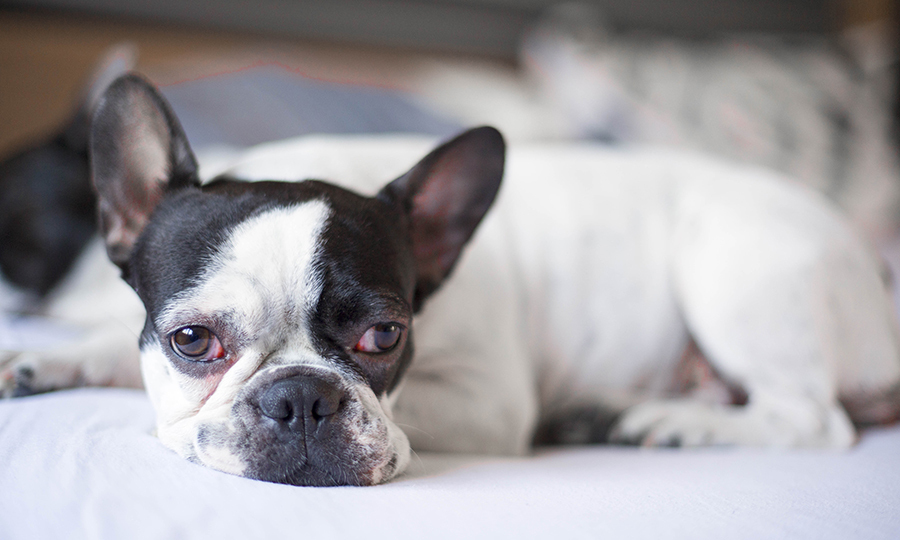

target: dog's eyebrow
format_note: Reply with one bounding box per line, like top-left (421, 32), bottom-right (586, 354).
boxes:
top-left (364, 290), bottom-right (412, 321)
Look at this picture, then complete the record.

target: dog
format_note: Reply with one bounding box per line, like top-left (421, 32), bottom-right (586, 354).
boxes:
top-left (2, 73), bottom-right (900, 486)
top-left (0, 44), bottom-right (135, 309)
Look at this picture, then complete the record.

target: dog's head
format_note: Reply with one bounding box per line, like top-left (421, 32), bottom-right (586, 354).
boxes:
top-left (89, 74), bottom-right (504, 486)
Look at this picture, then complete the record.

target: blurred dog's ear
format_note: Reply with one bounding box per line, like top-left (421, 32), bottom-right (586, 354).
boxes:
top-left (0, 44), bottom-right (136, 296)
top-left (90, 73), bottom-right (199, 268)
top-left (378, 126), bottom-right (505, 311)
top-left (63, 43), bottom-right (137, 152)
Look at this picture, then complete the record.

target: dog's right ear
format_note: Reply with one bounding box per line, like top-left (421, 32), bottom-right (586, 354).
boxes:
top-left (90, 73), bottom-right (199, 268)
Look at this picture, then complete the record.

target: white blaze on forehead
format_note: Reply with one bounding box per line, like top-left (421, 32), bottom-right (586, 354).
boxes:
top-left (159, 199), bottom-right (331, 354)
top-left (218, 199), bottom-right (330, 314)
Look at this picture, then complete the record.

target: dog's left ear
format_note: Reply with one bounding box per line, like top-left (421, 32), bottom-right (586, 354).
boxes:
top-left (378, 126), bottom-right (505, 310)
top-left (90, 73), bottom-right (199, 268)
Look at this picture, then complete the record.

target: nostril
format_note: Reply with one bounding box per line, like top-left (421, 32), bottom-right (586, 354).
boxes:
top-left (258, 376), bottom-right (346, 430)
top-left (258, 383), bottom-right (296, 421)
top-left (311, 394), bottom-right (343, 422)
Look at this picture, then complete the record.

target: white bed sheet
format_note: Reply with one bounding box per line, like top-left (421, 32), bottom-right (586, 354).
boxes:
top-left (1, 388), bottom-right (898, 540)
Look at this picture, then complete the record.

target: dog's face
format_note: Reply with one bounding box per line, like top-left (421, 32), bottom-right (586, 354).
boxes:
top-left (90, 75), bottom-right (504, 486)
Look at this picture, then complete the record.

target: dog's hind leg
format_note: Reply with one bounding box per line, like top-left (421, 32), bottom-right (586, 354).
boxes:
top-left (609, 185), bottom-right (898, 448)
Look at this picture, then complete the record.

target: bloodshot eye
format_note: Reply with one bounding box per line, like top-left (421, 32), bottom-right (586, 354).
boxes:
top-left (354, 323), bottom-right (404, 354)
top-left (170, 326), bottom-right (226, 361)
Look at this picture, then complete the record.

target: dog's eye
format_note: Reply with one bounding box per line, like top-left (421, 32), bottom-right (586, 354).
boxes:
top-left (354, 323), bottom-right (404, 354)
top-left (170, 326), bottom-right (225, 361)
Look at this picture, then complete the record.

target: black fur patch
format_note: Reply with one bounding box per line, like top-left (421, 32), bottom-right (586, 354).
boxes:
top-left (532, 405), bottom-right (623, 446)
top-left (0, 135), bottom-right (95, 296)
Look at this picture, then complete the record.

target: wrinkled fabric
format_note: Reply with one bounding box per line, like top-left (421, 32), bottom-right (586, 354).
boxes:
top-left (1, 388), bottom-right (897, 540)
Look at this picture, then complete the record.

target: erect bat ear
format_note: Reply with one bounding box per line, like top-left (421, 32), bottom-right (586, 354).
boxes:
top-left (90, 73), bottom-right (199, 269)
top-left (378, 126), bottom-right (505, 311)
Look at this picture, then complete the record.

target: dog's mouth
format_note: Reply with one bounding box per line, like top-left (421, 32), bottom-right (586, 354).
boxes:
top-left (185, 365), bottom-right (407, 486)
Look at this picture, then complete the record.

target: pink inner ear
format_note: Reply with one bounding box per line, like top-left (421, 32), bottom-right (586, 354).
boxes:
top-left (91, 74), bottom-right (202, 269)
top-left (393, 126), bottom-right (504, 307)
top-left (94, 80), bottom-right (184, 264)
top-left (121, 95), bottom-right (172, 191)
top-left (412, 155), bottom-right (467, 216)
top-left (408, 157), bottom-right (472, 282)
top-left (99, 205), bottom-right (144, 260)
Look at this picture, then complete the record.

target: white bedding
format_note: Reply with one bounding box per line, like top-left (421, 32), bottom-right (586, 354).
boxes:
top-left (1, 388), bottom-right (898, 539)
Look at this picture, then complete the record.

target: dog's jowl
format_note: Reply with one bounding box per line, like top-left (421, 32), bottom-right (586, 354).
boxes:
top-left (4, 71), bottom-right (900, 486)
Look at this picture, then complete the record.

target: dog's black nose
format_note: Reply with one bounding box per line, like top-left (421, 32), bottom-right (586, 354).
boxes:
top-left (258, 376), bottom-right (346, 431)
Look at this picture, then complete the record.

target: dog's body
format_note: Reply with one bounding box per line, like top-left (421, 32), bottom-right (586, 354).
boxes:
top-left (215, 133), bottom-right (900, 454)
top-left (2, 75), bottom-right (899, 486)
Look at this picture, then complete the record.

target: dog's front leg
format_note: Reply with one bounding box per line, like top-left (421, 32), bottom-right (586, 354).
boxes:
top-left (1, 326), bottom-right (142, 397)
top-left (1, 239), bottom-right (146, 397)
top-left (391, 249), bottom-right (539, 455)
top-left (392, 350), bottom-right (538, 455)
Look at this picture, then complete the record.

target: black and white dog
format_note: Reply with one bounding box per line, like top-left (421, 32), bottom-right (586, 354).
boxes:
top-left (2, 73), bottom-right (900, 486)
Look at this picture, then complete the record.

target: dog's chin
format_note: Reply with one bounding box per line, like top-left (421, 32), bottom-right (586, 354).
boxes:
top-left (182, 420), bottom-right (409, 487)
top-left (243, 449), bottom-right (406, 487)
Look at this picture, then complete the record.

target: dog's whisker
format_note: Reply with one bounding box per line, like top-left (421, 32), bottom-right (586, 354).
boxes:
top-left (407, 448), bottom-right (426, 472)
top-left (394, 423), bottom-right (435, 440)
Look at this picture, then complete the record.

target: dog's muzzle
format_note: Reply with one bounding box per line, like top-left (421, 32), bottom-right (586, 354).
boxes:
top-left (206, 365), bottom-right (398, 486)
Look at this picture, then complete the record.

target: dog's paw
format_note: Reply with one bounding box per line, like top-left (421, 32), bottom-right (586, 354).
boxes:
top-left (608, 400), bottom-right (744, 447)
top-left (608, 398), bottom-right (859, 448)
top-left (1, 353), bottom-right (38, 398)
top-left (0, 351), bottom-right (83, 398)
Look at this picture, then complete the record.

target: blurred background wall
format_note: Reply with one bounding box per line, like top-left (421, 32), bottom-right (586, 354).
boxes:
top-left (3, 0), bottom-right (867, 57)
top-left (1, 0), bottom-right (894, 156)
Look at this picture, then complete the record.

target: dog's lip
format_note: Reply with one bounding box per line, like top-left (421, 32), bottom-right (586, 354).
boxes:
top-left (190, 425), bottom-right (247, 477)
